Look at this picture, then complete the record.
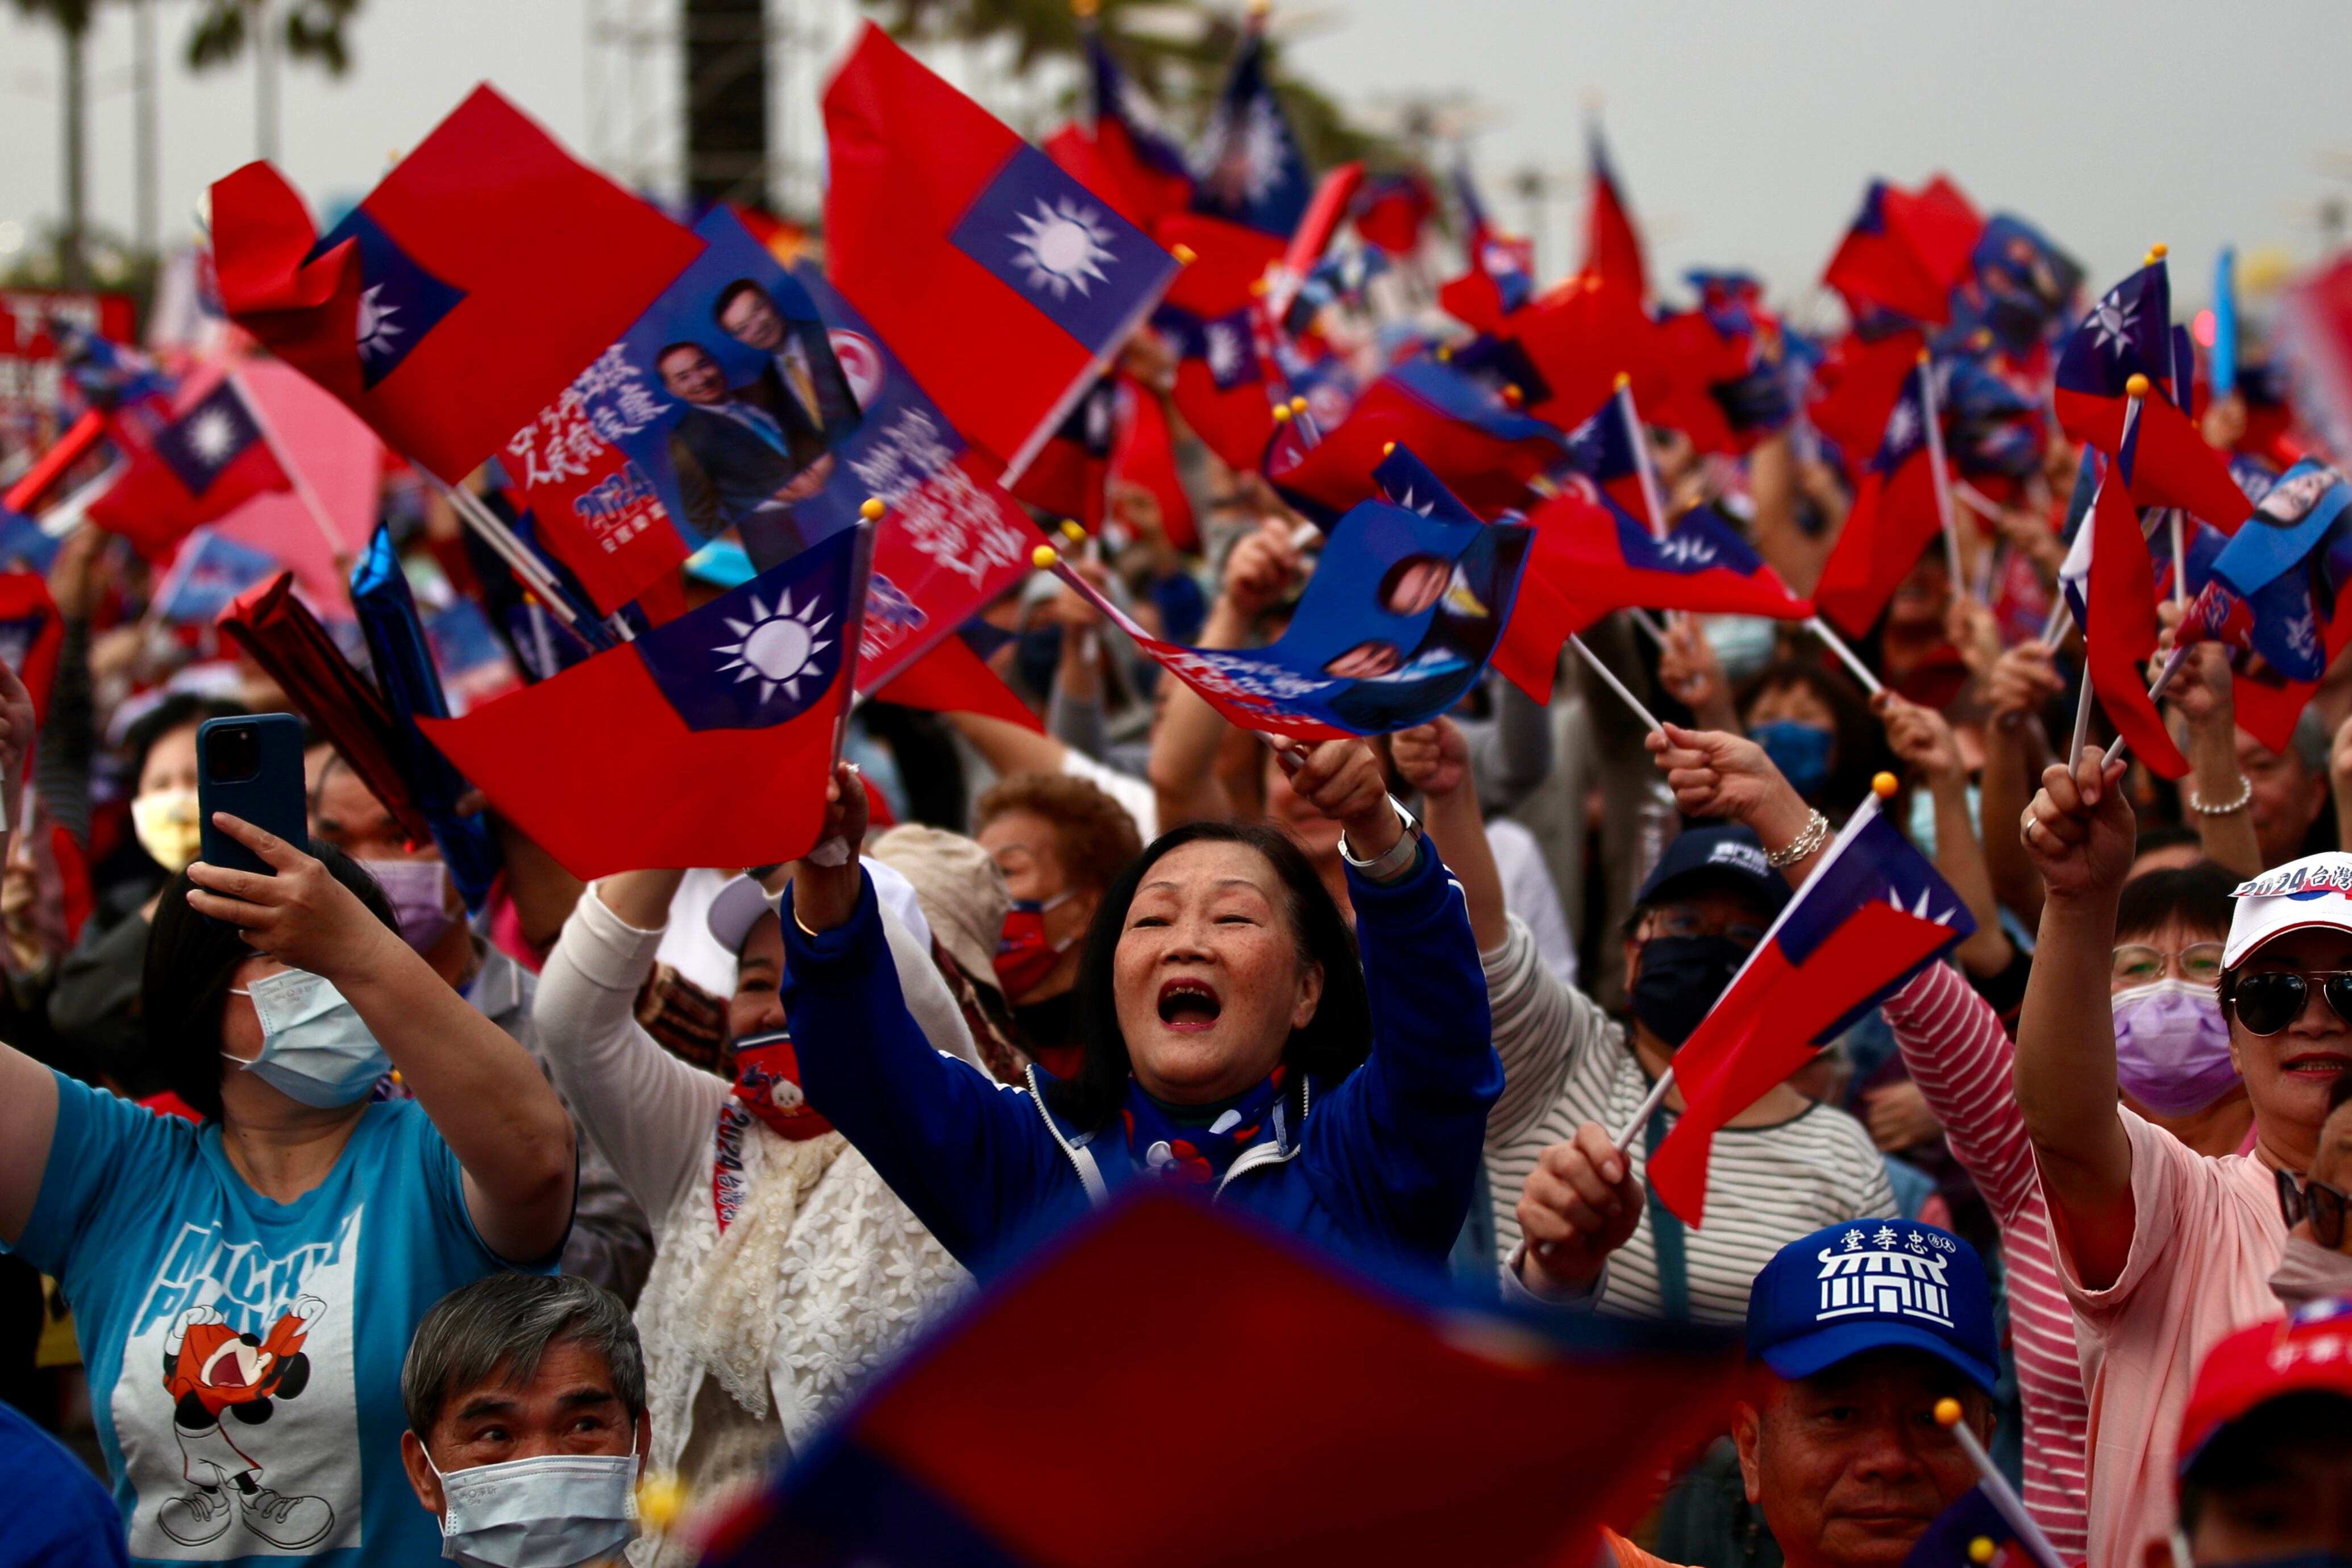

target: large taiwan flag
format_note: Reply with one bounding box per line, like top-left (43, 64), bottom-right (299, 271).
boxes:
top-left (2054, 259), bottom-right (2254, 529)
top-left (420, 525), bottom-right (865, 879)
top-left (1648, 800), bottom-right (1973, 1226)
top-left (824, 24), bottom-right (1181, 483)
top-left (1814, 359), bottom-right (1943, 637)
top-left (210, 85), bottom-right (705, 484)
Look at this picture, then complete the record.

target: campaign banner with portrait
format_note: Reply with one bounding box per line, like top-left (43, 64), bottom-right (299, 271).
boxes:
top-left (1058, 497), bottom-right (1531, 741)
top-left (504, 208), bottom-right (868, 614)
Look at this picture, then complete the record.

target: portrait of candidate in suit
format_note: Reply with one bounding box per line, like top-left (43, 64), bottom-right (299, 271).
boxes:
top-left (714, 277), bottom-right (865, 455)
top-left (655, 339), bottom-right (836, 555)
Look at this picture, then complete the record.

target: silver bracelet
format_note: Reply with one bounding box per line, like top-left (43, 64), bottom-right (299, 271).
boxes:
top-left (2187, 776), bottom-right (2253, 815)
top-left (1765, 809), bottom-right (1831, 868)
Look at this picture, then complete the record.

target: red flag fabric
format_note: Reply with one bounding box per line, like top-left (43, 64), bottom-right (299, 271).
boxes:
top-left (1109, 375), bottom-right (1199, 554)
top-left (0, 572), bottom-right (64, 728)
top-left (1498, 275), bottom-right (1664, 432)
top-left (1813, 364), bottom-right (1943, 637)
top-left (870, 634), bottom-right (1042, 734)
top-left (421, 528), bottom-right (865, 880)
top-left (1583, 130), bottom-right (1647, 300)
top-left (823, 24), bottom-right (1179, 480)
top-left (1808, 329), bottom-right (1927, 465)
top-left (1526, 493), bottom-right (1815, 627)
top-left (2056, 383), bottom-right (2254, 530)
top-left (1284, 164), bottom-right (1368, 280)
top-left (86, 375), bottom-right (291, 559)
top-left (2084, 469), bottom-right (2190, 778)
top-left (211, 86), bottom-right (704, 484)
top-left (1045, 122), bottom-right (1166, 234)
top-left (1822, 177), bottom-right (1984, 326)
top-left (1154, 212), bottom-right (1287, 320)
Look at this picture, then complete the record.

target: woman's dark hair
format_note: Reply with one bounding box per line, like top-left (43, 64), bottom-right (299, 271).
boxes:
top-left (1735, 658), bottom-right (1886, 817)
top-left (2116, 862), bottom-right (2237, 946)
top-left (143, 841), bottom-right (400, 1122)
top-left (1046, 820), bottom-right (1372, 1132)
top-left (121, 693), bottom-right (247, 793)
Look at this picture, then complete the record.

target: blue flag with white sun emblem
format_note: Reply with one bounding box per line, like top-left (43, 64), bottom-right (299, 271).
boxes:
top-left (948, 143), bottom-right (1174, 359)
top-left (633, 521), bottom-right (863, 732)
top-left (1189, 24), bottom-right (1311, 238)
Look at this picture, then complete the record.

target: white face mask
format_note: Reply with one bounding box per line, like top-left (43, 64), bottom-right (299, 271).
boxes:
top-left (429, 1433), bottom-right (641, 1568)
top-left (222, 969), bottom-right (390, 1109)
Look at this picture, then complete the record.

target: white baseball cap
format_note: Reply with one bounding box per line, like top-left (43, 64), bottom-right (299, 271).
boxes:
top-left (2224, 853), bottom-right (2352, 968)
top-left (705, 858), bottom-right (930, 957)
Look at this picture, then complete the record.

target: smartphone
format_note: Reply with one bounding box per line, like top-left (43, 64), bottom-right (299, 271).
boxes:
top-left (196, 714), bottom-right (310, 877)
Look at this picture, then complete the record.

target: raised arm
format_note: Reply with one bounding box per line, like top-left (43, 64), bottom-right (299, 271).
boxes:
top-left (2156, 606), bottom-right (2262, 880)
top-left (2016, 745), bottom-right (2139, 1290)
top-left (1146, 516), bottom-right (1298, 830)
top-left (787, 766), bottom-right (1071, 1269)
top-left (1392, 718), bottom-right (1507, 952)
top-left (0, 659), bottom-right (60, 1245)
top-left (1876, 692), bottom-right (2014, 978)
top-left (1980, 641), bottom-right (2062, 926)
top-left (185, 815), bottom-right (576, 1262)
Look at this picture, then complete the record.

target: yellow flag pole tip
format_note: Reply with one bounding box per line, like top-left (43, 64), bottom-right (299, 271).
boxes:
top-left (1967, 1540), bottom-right (1998, 1566)
top-left (858, 497), bottom-right (885, 521)
top-left (1032, 544), bottom-right (1061, 569)
top-left (2145, 242), bottom-right (2168, 262)
top-left (1381, 442), bottom-right (1397, 456)
top-left (1933, 1397), bottom-right (1964, 1428)
top-left (2124, 373), bottom-right (2151, 398)
top-left (1058, 518), bottom-right (1087, 542)
top-left (1613, 371), bottom-right (1632, 390)
top-left (1170, 243), bottom-right (1196, 265)
top-left (637, 1475), bottom-right (686, 1530)
top-left (1288, 395), bottom-right (1309, 414)
top-left (1071, 0), bottom-right (1098, 15)
top-left (1246, 0), bottom-right (1271, 16)
top-left (1872, 771), bottom-right (1900, 799)
top-left (1271, 403), bottom-right (1293, 422)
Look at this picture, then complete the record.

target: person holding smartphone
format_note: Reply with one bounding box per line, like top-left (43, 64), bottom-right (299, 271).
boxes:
top-left (0, 691), bottom-right (577, 1564)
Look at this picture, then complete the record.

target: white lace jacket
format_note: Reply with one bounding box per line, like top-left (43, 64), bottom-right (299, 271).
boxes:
top-left (533, 883), bottom-right (974, 1553)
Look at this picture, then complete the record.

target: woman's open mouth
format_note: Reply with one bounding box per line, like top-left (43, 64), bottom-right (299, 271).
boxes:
top-left (2282, 1053), bottom-right (2352, 1077)
top-left (1157, 977), bottom-right (1223, 1032)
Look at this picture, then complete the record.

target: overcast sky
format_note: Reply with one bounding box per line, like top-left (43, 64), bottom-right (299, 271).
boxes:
top-left (6, 0), bottom-right (2350, 322)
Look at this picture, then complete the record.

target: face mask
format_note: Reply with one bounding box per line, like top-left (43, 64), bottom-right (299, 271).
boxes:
top-left (430, 1436), bottom-right (639, 1568)
top-left (132, 788), bottom-right (203, 874)
top-left (1630, 934), bottom-right (1747, 1048)
top-left (730, 1029), bottom-right (833, 1141)
top-left (1701, 614), bottom-right (1779, 685)
top-left (223, 970), bottom-right (389, 1109)
top-left (2112, 977), bottom-right (2240, 1115)
top-left (994, 891), bottom-right (1077, 999)
top-left (2267, 1234), bottom-right (2352, 1311)
top-left (362, 858), bottom-right (457, 954)
top-left (1750, 720), bottom-right (1834, 801)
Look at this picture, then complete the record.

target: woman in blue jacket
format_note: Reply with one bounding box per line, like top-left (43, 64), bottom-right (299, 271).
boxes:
top-left (781, 739), bottom-right (1502, 1274)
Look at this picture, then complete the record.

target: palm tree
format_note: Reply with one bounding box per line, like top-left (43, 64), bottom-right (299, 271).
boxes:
top-left (185, 0), bottom-right (365, 160)
top-left (11, 0), bottom-right (95, 286)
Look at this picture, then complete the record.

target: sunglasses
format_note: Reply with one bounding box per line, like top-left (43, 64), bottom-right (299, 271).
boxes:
top-left (2228, 969), bottom-right (2352, 1037)
top-left (2277, 1168), bottom-right (2352, 1250)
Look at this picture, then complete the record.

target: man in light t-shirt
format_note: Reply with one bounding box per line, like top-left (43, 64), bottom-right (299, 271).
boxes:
top-left (2017, 766), bottom-right (2352, 1568)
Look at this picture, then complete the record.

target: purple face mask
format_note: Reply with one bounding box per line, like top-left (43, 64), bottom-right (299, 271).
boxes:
top-left (361, 858), bottom-right (456, 954)
top-left (2113, 977), bottom-right (2240, 1115)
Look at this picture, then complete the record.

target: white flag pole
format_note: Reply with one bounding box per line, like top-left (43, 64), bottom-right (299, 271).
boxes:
top-left (1618, 373), bottom-right (1670, 541)
top-left (229, 368), bottom-right (347, 570)
top-left (1915, 348), bottom-right (1965, 598)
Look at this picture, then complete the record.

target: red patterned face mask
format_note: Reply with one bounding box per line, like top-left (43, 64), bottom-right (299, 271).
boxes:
top-left (730, 1030), bottom-right (834, 1140)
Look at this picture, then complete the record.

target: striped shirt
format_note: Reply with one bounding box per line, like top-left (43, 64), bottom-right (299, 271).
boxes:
top-left (1882, 962), bottom-right (2088, 1560)
top-left (1482, 918), bottom-right (1894, 1326)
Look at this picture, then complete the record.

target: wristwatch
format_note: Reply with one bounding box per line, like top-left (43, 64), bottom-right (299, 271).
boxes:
top-left (1339, 797), bottom-right (1424, 883)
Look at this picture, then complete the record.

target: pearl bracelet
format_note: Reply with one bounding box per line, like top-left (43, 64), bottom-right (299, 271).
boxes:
top-left (2187, 776), bottom-right (2253, 816)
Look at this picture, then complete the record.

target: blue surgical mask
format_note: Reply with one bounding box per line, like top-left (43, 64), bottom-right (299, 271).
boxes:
top-left (429, 1437), bottom-right (640, 1568)
top-left (1751, 719), bottom-right (1835, 801)
top-left (222, 969), bottom-right (389, 1109)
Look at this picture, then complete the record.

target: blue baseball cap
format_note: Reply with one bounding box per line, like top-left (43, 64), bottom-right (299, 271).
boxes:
top-left (1744, 1220), bottom-right (2000, 1395)
top-left (1635, 823), bottom-right (1790, 918)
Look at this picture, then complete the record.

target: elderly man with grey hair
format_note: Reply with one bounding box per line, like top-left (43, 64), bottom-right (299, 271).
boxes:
top-left (400, 1274), bottom-right (650, 1568)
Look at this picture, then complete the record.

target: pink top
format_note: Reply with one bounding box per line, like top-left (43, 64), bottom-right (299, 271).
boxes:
top-left (2050, 1108), bottom-right (2284, 1568)
top-left (1883, 963), bottom-right (2088, 1560)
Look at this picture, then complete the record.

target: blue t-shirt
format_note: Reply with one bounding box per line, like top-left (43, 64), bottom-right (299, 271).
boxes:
top-left (0, 1399), bottom-right (127, 1568)
top-left (6, 1074), bottom-right (530, 1567)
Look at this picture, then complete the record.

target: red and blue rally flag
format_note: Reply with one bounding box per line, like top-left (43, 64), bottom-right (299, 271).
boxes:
top-left (825, 24), bottom-right (1181, 483)
top-left (86, 375), bottom-right (292, 558)
top-left (2055, 260), bottom-right (2253, 529)
top-left (1822, 177), bottom-right (1983, 327)
top-left (1189, 18), bottom-right (1312, 240)
top-left (1583, 124), bottom-right (1647, 299)
top-left (211, 85), bottom-right (705, 484)
top-left (1559, 384), bottom-right (1662, 529)
top-left (2191, 461), bottom-right (2352, 684)
top-left (701, 1188), bottom-right (1743, 1568)
top-left (420, 523), bottom-right (865, 880)
top-left (149, 529), bottom-right (283, 625)
top-left (1150, 300), bottom-right (1275, 473)
top-left (1439, 161), bottom-right (1534, 331)
top-left (1648, 797), bottom-right (1974, 1226)
top-left (1079, 24), bottom-right (1192, 228)
top-left (0, 572), bottom-right (63, 727)
top-left (1814, 360), bottom-right (1945, 636)
top-left (2056, 406), bottom-right (2190, 778)
top-left (1527, 494), bottom-right (1813, 630)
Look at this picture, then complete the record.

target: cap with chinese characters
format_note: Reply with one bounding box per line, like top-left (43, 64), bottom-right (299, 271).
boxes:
top-left (1744, 1220), bottom-right (1999, 1395)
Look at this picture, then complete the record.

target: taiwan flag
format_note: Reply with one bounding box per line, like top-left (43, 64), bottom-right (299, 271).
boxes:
top-left (1081, 24), bottom-right (1193, 228)
top-left (1438, 161), bottom-right (1534, 334)
top-left (702, 1189), bottom-right (1744, 1568)
top-left (0, 572), bottom-right (64, 727)
top-left (1582, 124), bottom-right (1647, 300)
top-left (824, 24), bottom-right (1181, 483)
top-left (2054, 259), bottom-right (2254, 530)
top-left (2057, 407), bottom-right (2189, 779)
top-left (1559, 384), bottom-right (1662, 529)
top-left (1822, 177), bottom-right (1983, 327)
top-left (210, 85), bottom-right (706, 484)
top-left (420, 524), bottom-right (864, 880)
top-left (1527, 496), bottom-right (1813, 630)
top-left (86, 376), bottom-right (292, 558)
top-left (1814, 360), bottom-right (1943, 637)
top-left (1189, 16), bottom-right (1312, 240)
top-left (1153, 300), bottom-right (1276, 473)
top-left (1268, 352), bottom-right (1565, 525)
top-left (1648, 799), bottom-right (1973, 1226)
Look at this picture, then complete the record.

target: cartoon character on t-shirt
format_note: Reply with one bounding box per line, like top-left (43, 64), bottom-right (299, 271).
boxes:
top-left (152, 1296), bottom-right (335, 1550)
